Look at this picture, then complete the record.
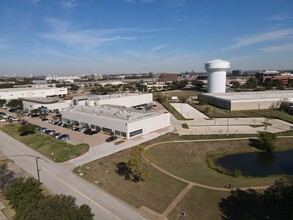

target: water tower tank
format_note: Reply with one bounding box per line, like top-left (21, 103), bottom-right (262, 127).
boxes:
top-left (205, 59), bottom-right (230, 93)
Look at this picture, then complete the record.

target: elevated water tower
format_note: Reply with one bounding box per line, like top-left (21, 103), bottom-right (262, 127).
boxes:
top-left (205, 59), bottom-right (230, 93)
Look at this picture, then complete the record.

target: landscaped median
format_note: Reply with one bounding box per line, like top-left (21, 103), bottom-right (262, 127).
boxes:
top-left (0, 124), bottom-right (89, 162)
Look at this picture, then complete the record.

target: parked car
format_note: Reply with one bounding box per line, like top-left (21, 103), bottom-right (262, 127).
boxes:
top-left (45, 129), bottom-right (54, 135)
top-left (79, 127), bottom-right (88, 133)
top-left (0, 112), bottom-right (6, 116)
top-left (41, 127), bottom-right (48, 133)
top-left (53, 133), bottom-right (62, 139)
top-left (53, 121), bottom-right (59, 125)
top-left (106, 136), bottom-right (117, 142)
top-left (57, 122), bottom-right (63, 126)
top-left (20, 119), bottom-right (28, 125)
top-left (58, 134), bottom-right (70, 141)
top-left (72, 126), bottom-right (79, 131)
top-left (83, 129), bottom-right (92, 135)
top-left (61, 123), bottom-right (69, 128)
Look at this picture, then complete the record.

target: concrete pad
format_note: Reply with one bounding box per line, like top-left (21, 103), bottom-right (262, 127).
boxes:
top-left (170, 103), bottom-right (207, 120)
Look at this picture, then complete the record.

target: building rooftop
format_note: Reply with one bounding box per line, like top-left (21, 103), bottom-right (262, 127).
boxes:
top-left (21, 97), bottom-right (65, 104)
top-left (73, 93), bottom-right (147, 101)
top-left (64, 105), bottom-right (162, 122)
top-left (0, 86), bottom-right (59, 92)
top-left (202, 90), bottom-right (293, 101)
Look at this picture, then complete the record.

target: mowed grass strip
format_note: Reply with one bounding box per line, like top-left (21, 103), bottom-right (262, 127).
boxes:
top-left (192, 103), bottom-right (293, 123)
top-left (168, 186), bottom-right (229, 220)
top-left (74, 148), bottom-right (188, 214)
top-left (1, 124), bottom-right (89, 162)
top-left (146, 140), bottom-right (292, 188)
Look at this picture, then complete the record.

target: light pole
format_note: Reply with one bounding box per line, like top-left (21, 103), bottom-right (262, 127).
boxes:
top-left (36, 157), bottom-right (41, 182)
top-left (226, 110), bottom-right (231, 136)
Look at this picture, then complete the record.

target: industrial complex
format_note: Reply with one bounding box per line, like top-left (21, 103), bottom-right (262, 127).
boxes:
top-left (0, 86), bottom-right (68, 100)
top-left (61, 105), bottom-right (170, 139)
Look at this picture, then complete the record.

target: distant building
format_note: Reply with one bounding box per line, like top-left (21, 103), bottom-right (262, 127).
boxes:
top-left (198, 90), bottom-right (293, 110)
top-left (72, 93), bottom-right (153, 108)
top-left (232, 70), bottom-right (242, 76)
top-left (142, 82), bottom-right (167, 92)
top-left (46, 75), bottom-right (81, 83)
top-left (22, 97), bottom-right (70, 113)
top-left (159, 73), bottom-right (178, 82)
top-left (256, 70), bottom-right (293, 85)
top-left (0, 87), bottom-right (68, 100)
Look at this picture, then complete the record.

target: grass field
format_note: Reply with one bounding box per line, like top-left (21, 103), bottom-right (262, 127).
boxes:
top-left (192, 103), bottom-right (293, 123)
top-left (160, 100), bottom-right (186, 120)
top-left (1, 124), bottom-right (89, 162)
top-left (168, 187), bottom-right (229, 220)
top-left (146, 139), bottom-right (293, 188)
top-left (72, 134), bottom-right (293, 219)
top-left (74, 148), bottom-right (187, 214)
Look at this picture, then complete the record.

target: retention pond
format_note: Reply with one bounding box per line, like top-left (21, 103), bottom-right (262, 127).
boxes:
top-left (217, 150), bottom-right (293, 177)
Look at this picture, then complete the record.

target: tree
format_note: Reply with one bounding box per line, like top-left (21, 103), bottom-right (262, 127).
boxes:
top-left (0, 99), bottom-right (6, 107)
top-left (0, 162), bottom-right (14, 189)
top-left (18, 124), bottom-right (35, 136)
top-left (257, 131), bottom-right (276, 152)
top-left (241, 77), bottom-right (259, 89)
top-left (31, 108), bottom-right (41, 116)
top-left (230, 81), bottom-right (241, 89)
top-left (219, 176), bottom-right (293, 220)
top-left (191, 80), bottom-right (204, 90)
top-left (4, 177), bottom-right (44, 211)
top-left (7, 99), bottom-right (23, 109)
top-left (5, 177), bottom-right (94, 220)
top-left (16, 194), bottom-right (94, 220)
top-left (126, 146), bottom-right (150, 182)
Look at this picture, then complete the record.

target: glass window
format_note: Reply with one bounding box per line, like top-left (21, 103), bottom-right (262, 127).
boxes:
top-left (129, 129), bottom-right (143, 137)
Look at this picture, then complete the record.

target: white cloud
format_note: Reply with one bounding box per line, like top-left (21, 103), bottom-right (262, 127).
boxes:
top-left (267, 14), bottom-right (289, 21)
top-left (228, 28), bottom-right (293, 49)
top-left (40, 18), bottom-right (169, 51)
top-left (61, 0), bottom-right (79, 8)
top-left (259, 43), bottom-right (293, 52)
top-left (151, 44), bottom-right (168, 52)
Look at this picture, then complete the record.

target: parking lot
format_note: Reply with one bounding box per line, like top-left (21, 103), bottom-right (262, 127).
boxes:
top-left (0, 109), bottom-right (112, 147)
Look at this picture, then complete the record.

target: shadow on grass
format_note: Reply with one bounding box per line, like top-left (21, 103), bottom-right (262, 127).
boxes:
top-left (115, 162), bottom-right (131, 180)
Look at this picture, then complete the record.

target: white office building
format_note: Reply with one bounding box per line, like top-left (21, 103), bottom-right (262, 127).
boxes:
top-left (22, 97), bottom-right (70, 113)
top-left (61, 105), bottom-right (170, 139)
top-left (72, 93), bottom-right (153, 108)
top-left (0, 87), bottom-right (68, 100)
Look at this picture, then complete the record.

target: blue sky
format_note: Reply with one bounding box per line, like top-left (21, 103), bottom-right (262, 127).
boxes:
top-left (0, 0), bottom-right (293, 75)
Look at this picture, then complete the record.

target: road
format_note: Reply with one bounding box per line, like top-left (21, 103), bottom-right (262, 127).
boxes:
top-left (0, 130), bottom-right (147, 220)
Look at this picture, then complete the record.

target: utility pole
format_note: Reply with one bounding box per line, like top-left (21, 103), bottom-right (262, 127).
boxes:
top-left (36, 157), bottom-right (41, 182)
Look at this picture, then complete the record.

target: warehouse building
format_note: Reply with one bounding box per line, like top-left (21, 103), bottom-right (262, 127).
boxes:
top-left (22, 97), bottom-right (70, 113)
top-left (0, 87), bottom-right (68, 100)
top-left (198, 90), bottom-right (293, 110)
top-left (61, 105), bottom-right (170, 139)
top-left (72, 93), bottom-right (153, 108)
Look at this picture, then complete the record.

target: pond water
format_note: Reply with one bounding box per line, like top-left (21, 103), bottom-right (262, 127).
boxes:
top-left (217, 150), bottom-right (293, 177)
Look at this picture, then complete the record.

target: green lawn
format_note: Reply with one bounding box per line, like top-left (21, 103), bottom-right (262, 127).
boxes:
top-left (192, 103), bottom-right (293, 123)
top-left (146, 139), bottom-right (293, 188)
top-left (74, 148), bottom-right (187, 214)
top-left (161, 100), bottom-right (186, 120)
top-left (1, 124), bottom-right (89, 162)
top-left (168, 187), bottom-right (229, 220)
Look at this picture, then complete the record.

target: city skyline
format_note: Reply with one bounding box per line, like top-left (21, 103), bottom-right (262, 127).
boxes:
top-left (0, 0), bottom-right (293, 75)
